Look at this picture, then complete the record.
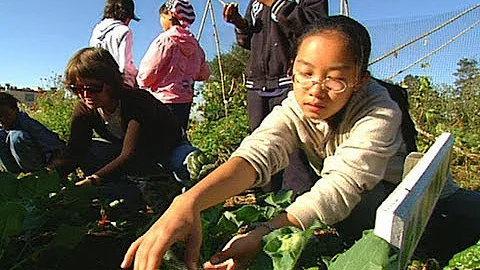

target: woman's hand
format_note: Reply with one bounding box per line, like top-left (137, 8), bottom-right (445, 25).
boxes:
top-left (203, 227), bottom-right (267, 270)
top-left (121, 194), bottom-right (203, 270)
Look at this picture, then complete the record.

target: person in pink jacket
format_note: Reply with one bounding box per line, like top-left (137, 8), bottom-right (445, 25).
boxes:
top-left (137, 0), bottom-right (210, 131)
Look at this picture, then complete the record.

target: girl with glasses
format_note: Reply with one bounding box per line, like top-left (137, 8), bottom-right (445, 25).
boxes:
top-left (122, 16), bottom-right (480, 270)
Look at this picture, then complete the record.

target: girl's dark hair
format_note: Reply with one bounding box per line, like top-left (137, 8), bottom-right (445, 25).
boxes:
top-left (103, 0), bottom-right (140, 22)
top-left (64, 47), bottom-right (123, 97)
top-left (0, 92), bottom-right (19, 110)
top-left (159, 3), bottom-right (181, 26)
top-left (295, 15), bottom-right (371, 75)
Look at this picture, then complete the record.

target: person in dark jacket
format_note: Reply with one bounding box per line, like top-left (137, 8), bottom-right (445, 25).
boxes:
top-left (223, 0), bottom-right (328, 194)
top-left (0, 92), bottom-right (65, 173)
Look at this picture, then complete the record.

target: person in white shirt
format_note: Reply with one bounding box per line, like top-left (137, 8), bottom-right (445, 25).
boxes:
top-left (90, 0), bottom-right (139, 87)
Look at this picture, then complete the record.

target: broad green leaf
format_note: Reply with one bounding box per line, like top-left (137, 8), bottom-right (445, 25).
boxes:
top-left (328, 230), bottom-right (399, 270)
top-left (263, 226), bottom-right (314, 270)
top-left (18, 170), bottom-right (61, 199)
top-left (50, 224), bottom-right (87, 249)
top-left (23, 210), bottom-right (49, 231)
top-left (263, 190), bottom-right (293, 209)
top-left (262, 205), bottom-right (277, 220)
top-left (0, 201), bottom-right (26, 239)
top-left (249, 250), bottom-right (274, 270)
top-left (219, 205), bottom-right (264, 229)
top-left (201, 204), bottom-right (223, 229)
top-left (216, 212), bottom-right (239, 234)
top-left (444, 239), bottom-right (480, 270)
top-left (0, 172), bottom-right (18, 202)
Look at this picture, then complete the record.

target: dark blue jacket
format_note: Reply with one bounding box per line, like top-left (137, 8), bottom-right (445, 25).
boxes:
top-left (235, 0), bottom-right (328, 90)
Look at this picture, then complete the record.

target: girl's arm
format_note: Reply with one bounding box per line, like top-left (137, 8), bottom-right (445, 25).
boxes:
top-left (121, 156), bottom-right (258, 270)
top-left (120, 29), bottom-right (138, 86)
top-left (184, 157), bottom-right (257, 211)
top-left (233, 2), bottom-right (254, 50)
top-left (48, 104), bottom-right (92, 176)
top-left (272, 0), bottom-right (328, 31)
top-left (91, 119), bottom-right (141, 180)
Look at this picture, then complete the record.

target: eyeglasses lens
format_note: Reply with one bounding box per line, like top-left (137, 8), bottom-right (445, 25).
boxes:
top-left (323, 79), bottom-right (346, 92)
top-left (69, 84), bottom-right (103, 94)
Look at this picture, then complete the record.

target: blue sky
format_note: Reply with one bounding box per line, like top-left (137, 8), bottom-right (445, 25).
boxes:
top-left (0, 0), bottom-right (479, 89)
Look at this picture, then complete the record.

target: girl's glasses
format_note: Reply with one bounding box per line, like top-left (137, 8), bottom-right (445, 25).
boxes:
top-left (68, 84), bottom-right (104, 94)
top-left (293, 73), bottom-right (347, 93)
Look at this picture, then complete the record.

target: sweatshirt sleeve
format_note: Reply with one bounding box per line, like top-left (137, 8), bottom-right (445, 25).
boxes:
top-left (19, 112), bottom-right (64, 154)
top-left (48, 104), bottom-right (93, 176)
top-left (235, 0), bottom-right (328, 50)
top-left (137, 35), bottom-right (172, 89)
top-left (230, 100), bottom-right (300, 187)
top-left (116, 28), bottom-right (130, 73)
top-left (121, 29), bottom-right (138, 86)
top-left (271, 0), bottom-right (328, 32)
top-left (235, 2), bottom-right (254, 50)
top-left (286, 93), bottom-right (402, 229)
top-left (193, 46), bottom-right (210, 81)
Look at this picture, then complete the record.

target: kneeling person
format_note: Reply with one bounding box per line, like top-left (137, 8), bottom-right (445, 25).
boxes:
top-left (49, 47), bottom-right (196, 211)
top-left (0, 92), bottom-right (65, 173)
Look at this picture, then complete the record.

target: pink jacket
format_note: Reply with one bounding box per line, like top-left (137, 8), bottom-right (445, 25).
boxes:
top-left (137, 26), bottom-right (210, 103)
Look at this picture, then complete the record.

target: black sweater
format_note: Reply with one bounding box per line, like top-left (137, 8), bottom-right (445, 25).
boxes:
top-left (236, 0), bottom-right (328, 90)
top-left (53, 88), bottom-right (183, 178)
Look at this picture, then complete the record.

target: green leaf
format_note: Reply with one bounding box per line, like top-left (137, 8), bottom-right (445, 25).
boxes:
top-left (262, 206), bottom-right (277, 220)
top-left (444, 239), bottom-right (480, 270)
top-left (249, 250), bottom-right (274, 270)
top-left (0, 201), bottom-right (26, 239)
top-left (263, 190), bottom-right (293, 209)
top-left (219, 205), bottom-right (264, 228)
top-left (201, 204), bottom-right (222, 229)
top-left (328, 230), bottom-right (399, 270)
top-left (23, 210), bottom-right (49, 231)
top-left (0, 172), bottom-right (18, 202)
top-left (262, 226), bottom-right (314, 270)
top-left (50, 224), bottom-right (87, 249)
top-left (18, 170), bottom-right (61, 199)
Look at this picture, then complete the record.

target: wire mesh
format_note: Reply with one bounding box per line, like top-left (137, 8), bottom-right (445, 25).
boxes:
top-left (366, 4), bottom-right (479, 85)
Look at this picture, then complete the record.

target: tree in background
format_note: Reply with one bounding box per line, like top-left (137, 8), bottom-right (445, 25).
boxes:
top-left (452, 58), bottom-right (480, 130)
top-left (188, 45), bottom-right (250, 162)
top-left (403, 58), bottom-right (479, 191)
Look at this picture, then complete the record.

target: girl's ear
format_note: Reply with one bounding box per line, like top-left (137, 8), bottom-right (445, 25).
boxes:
top-left (353, 71), bottom-right (370, 92)
top-left (359, 71), bottom-right (371, 86)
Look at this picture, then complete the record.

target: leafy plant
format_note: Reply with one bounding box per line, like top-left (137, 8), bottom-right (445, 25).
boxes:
top-left (25, 89), bottom-right (76, 141)
top-left (444, 240), bottom-right (480, 270)
top-left (0, 170), bottom-right (154, 269)
top-left (196, 190), bottom-right (346, 270)
top-left (402, 58), bottom-right (480, 191)
top-left (0, 170), bottom-right (97, 268)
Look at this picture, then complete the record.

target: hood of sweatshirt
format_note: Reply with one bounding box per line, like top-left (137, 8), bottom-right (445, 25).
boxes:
top-left (90, 18), bottom-right (126, 43)
top-left (167, 25), bottom-right (199, 58)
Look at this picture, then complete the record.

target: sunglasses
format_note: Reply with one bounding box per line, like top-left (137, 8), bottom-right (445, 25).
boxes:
top-left (68, 84), bottom-right (104, 94)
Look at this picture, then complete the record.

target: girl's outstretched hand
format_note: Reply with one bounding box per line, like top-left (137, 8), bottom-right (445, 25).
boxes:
top-left (203, 228), bottom-right (266, 270)
top-left (121, 194), bottom-right (203, 270)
